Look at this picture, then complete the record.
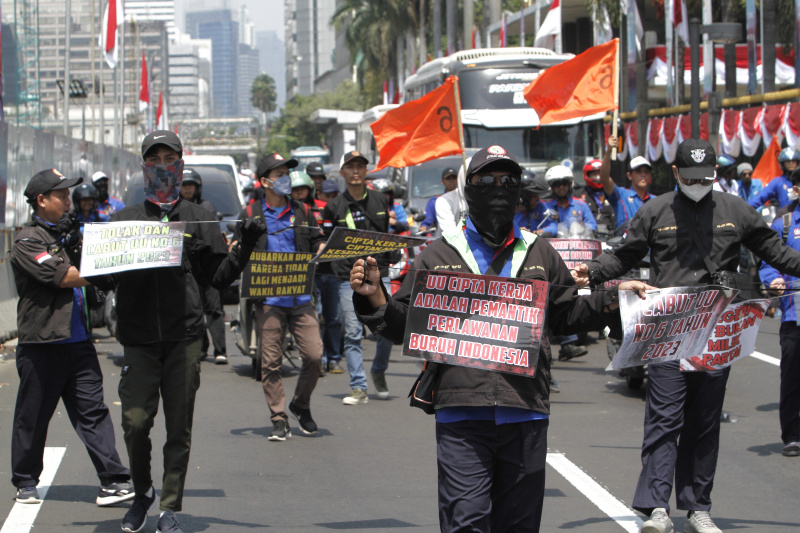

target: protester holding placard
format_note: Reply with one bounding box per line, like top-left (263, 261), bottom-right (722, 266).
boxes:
top-left (10, 169), bottom-right (133, 507)
top-left (321, 151), bottom-right (397, 405)
top-left (575, 138), bottom-right (800, 533)
top-left (350, 145), bottom-right (649, 533)
top-left (105, 131), bottom-right (266, 533)
top-left (759, 167), bottom-right (800, 458)
top-left (235, 152), bottom-right (326, 442)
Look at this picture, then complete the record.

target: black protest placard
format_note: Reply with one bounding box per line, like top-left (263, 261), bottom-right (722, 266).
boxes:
top-left (402, 270), bottom-right (549, 377)
top-left (546, 239), bottom-right (603, 269)
top-left (310, 227), bottom-right (429, 263)
top-left (609, 286), bottom-right (738, 370)
top-left (240, 251), bottom-right (316, 299)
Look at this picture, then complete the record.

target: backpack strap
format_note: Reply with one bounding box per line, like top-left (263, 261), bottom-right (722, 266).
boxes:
top-left (783, 212), bottom-right (792, 243)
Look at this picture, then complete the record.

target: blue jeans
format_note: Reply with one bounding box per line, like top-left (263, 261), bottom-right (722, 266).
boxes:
top-left (339, 278), bottom-right (394, 391)
top-left (315, 274), bottom-right (342, 366)
top-left (556, 334), bottom-right (578, 346)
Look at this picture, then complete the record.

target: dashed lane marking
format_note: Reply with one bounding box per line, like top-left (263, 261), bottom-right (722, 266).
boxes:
top-left (750, 351), bottom-right (780, 367)
top-left (1, 447), bottom-right (66, 533)
top-left (547, 452), bottom-right (643, 533)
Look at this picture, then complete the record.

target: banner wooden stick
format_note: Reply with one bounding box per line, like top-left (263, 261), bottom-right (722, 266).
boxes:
top-left (453, 76), bottom-right (468, 174)
top-left (611, 39), bottom-right (620, 160)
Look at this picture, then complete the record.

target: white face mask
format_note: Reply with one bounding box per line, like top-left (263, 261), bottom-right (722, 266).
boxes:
top-left (677, 180), bottom-right (713, 202)
top-left (789, 188), bottom-right (799, 202)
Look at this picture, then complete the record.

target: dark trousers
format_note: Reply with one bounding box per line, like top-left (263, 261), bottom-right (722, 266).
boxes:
top-left (632, 361), bottom-right (730, 515)
top-left (118, 338), bottom-right (202, 512)
top-left (779, 322), bottom-right (800, 444)
top-left (315, 273), bottom-right (342, 365)
top-left (200, 284), bottom-right (226, 357)
top-left (436, 419), bottom-right (548, 533)
top-left (12, 341), bottom-right (130, 488)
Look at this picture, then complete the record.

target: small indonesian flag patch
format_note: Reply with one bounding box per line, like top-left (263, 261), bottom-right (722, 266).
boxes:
top-left (35, 252), bottom-right (52, 264)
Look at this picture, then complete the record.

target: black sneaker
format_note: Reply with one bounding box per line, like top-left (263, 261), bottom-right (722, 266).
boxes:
top-left (558, 343), bottom-right (588, 361)
top-left (121, 487), bottom-right (157, 533)
top-left (156, 510), bottom-right (184, 533)
top-left (268, 419), bottom-right (292, 441)
top-left (15, 486), bottom-right (41, 504)
top-left (97, 481), bottom-right (135, 506)
top-left (289, 401), bottom-right (318, 434)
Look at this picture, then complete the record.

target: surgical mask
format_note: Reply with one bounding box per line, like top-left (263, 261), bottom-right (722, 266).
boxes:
top-left (265, 174), bottom-right (292, 196)
top-left (464, 182), bottom-right (521, 248)
top-left (142, 159), bottom-right (184, 215)
top-left (789, 188), bottom-right (799, 202)
top-left (677, 179), bottom-right (713, 202)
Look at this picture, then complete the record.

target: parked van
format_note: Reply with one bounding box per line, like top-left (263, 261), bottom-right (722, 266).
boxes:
top-left (183, 154), bottom-right (245, 204)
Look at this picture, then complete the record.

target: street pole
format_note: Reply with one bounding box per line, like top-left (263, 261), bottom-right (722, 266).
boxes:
top-left (64, 0), bottom-right (71, 137)
top-left (90, 0), bottom-right (96, 142)
top-left (690, 18), bottom-right (701, 138)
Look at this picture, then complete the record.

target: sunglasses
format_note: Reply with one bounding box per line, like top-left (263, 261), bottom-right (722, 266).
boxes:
top-left (551, 180), bottom-right (571, 188)
top-left (469, 174), bottom-right (521, 188)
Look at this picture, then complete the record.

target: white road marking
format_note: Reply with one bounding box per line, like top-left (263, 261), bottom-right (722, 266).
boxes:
top-left (750, 351), bottom-right (780, 367)
top-left (547, 452), bottom-right (643, 533)
top-left (1, 447), bottom-right (66, 533)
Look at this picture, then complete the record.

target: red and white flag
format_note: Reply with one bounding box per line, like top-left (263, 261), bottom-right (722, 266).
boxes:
top-left (99, 0), bottom-right (124, 68)
top-left (156, 92), bottom-right (168, 130)
top-left (138, 51), bottom-right (149, 112)
top-left (674, 0), bottom-right (689, 43)
top-left (534, 0), bottom-right (560, 50)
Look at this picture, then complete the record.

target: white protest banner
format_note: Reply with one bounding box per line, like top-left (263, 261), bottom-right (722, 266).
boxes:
top-left (680, 299), bottom-right (769, 371)
top-left (80, 221), bottom-right (185, 276)
top-left (609, 286), bottom-right (738, 370)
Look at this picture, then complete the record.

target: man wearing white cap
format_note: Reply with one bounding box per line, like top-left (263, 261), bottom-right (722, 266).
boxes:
top-left (599, 135), bottom-right (655, 229)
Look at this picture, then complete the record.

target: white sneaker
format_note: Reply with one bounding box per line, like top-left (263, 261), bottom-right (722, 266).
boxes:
top-left (641, 508), bottom-right (673, 533)
top-left (685, 511), bottom-right (722, 533)
top-left (342, 388), bottom-right (368, 405)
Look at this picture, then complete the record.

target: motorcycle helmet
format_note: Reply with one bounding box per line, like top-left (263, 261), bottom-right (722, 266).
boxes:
top-left (545, 165), bottom-right (574, 187)
top-left (778, 147), bottom-right (800, 170)
top-left (367, 178), bottom-right (393, 194)
top-left (290, 170), bottom-right (316, 198)
top-left (716, 154), bottom-right (737, 178)
top-left (72, 183), bottom-right (98, 207)
top-left (583, 159), bottom-right (603, 191)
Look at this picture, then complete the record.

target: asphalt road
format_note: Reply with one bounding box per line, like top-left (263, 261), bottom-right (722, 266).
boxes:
top-left (0, 307), bottom-right (797, 533)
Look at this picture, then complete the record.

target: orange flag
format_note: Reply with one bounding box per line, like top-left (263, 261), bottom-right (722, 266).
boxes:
top-left (524, 39), bottom-right (618, 125)
top-left (752, 136), bottom-right (783, 185)
top-left (371, 76), bottom-right (462, 172)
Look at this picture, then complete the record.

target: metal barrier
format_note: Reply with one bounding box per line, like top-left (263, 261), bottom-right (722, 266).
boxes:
top-left (0, 124), bottom-right (139, 343)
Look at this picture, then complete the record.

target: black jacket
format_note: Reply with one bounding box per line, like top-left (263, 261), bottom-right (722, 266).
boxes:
top-left (234, 198), bottom-right (326, 255)
top-left (108, 199), bottom-right (252, 345)
top-left (321, 189), bottom-right (392, 280)
top-left (11, 218), bottom-right (78, 343)
top-left (354, 233), bottom-right (618, 415)
top-left (587, 190), bottom-right (800, 287)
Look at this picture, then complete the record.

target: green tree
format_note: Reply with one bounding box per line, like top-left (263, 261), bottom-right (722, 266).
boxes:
top-left (251, 73), bottom-right (278, 114)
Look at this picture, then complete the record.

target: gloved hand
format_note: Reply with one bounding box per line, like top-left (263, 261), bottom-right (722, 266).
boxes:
top-left (238, 217), bottom-right (267, 248)
top-left (57, 213), bottom-right (82, 267)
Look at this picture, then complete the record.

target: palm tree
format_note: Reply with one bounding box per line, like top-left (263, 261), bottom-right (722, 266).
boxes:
top-left (251, 73), bottom-right (277, 116)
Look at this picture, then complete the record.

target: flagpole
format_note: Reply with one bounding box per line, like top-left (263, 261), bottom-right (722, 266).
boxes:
top-left (611, 39), bottom-right (620, 160)
top-left (453, 76), bottom-right (467, 174)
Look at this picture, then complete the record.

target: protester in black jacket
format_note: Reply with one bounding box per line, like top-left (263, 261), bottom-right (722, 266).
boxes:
top-left (351, 146), bottom-right (648, 533)
top-left (108, 131), bottom-right (265, 533)
top-left (575, 139), bottom-right (800, 533)
top-left (10, 169), bottom-right (134, 507)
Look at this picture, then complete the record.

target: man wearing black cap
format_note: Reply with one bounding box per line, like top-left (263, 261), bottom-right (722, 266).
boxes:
top-left (306, 161), bottom-right (327, 200)
top-left (10, 169), bottom-right (134, 506)
top-left (235, 152), bottom-right (325, 442)
top-left (107, 131), bottom-right (266, 533)
top-left (575, 138), bottom-right (800, 533)
top-left (419, 167), bottom-right (459, 232)
top-left (321, 151), bottom-right (396, 404)
top-left (350, 145), bottom-right (647, 532)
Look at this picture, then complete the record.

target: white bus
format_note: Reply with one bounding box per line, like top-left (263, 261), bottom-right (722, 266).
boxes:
top-left (356, 104), bottom-right (399, 166)
top-left (403, 47), bottom-right (605, 173)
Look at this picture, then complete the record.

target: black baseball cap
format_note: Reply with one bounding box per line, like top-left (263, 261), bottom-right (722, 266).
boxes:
top-left (182, 168), bottom-right (202, 185)
top-left (467, 145), bottom-right (522, 177)
top-left (306, 162), bottom-right (325, 176)
top-left (24, 168), bottom-right (82, 203)
top-left (320, 179), bottom-right (340, 193)
top-left (339, 150), bottom-right (369, 169)
top-left (141, 130), bottom-right (183, 159)
top-left (256, 152), bottom-right (298, 178)
top-left (442, 167), bottom-right (458, 179)
top-left (675, 138), bottom-right (717, 181)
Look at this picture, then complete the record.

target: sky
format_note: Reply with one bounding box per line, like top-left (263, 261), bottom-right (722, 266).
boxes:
top-left (174, 0), bottom-right (284, 39)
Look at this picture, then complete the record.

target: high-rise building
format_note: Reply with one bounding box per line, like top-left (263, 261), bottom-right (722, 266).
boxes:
top-left (185, 9), bottom-right (239, 117)
top-left (238, 43), bottom-right (260, 119)
top-left (169, 36), bottom-right (212, 124)
top-left (124, 0), bottom-right (177, 39)
top-left (255, 30), bottom-right (286, 114)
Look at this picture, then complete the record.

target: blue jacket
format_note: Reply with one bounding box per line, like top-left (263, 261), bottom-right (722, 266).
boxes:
top-left (748, 174), bottom-right (792, 210)
top-left (421, 196), bottom-right (438, 228)
top-left (391, 202), bottom-right (409, 234)
top-left (607, 185), bottom-right (654, 228)
top-left (514, 202), bottom-right (557, 237)
top-left (544, 197), bottom-right (597, 231)
top-left (738, 178), bottom-right (764, 202)
top-left (760, 206), bottom-right (800, 322)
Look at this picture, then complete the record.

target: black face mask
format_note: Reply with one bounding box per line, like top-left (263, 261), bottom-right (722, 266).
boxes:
top-left (465, 182), bottom-right (521, 249)
top-left (95, 181), bottom-right (109, 202)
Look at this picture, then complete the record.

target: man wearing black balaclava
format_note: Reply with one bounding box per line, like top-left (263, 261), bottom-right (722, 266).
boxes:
top-left (348, 145), bottom-right (650, 533)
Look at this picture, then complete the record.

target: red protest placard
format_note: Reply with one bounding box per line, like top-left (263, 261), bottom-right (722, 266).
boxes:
top-left (402, 270), bottom-right (549, 377)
